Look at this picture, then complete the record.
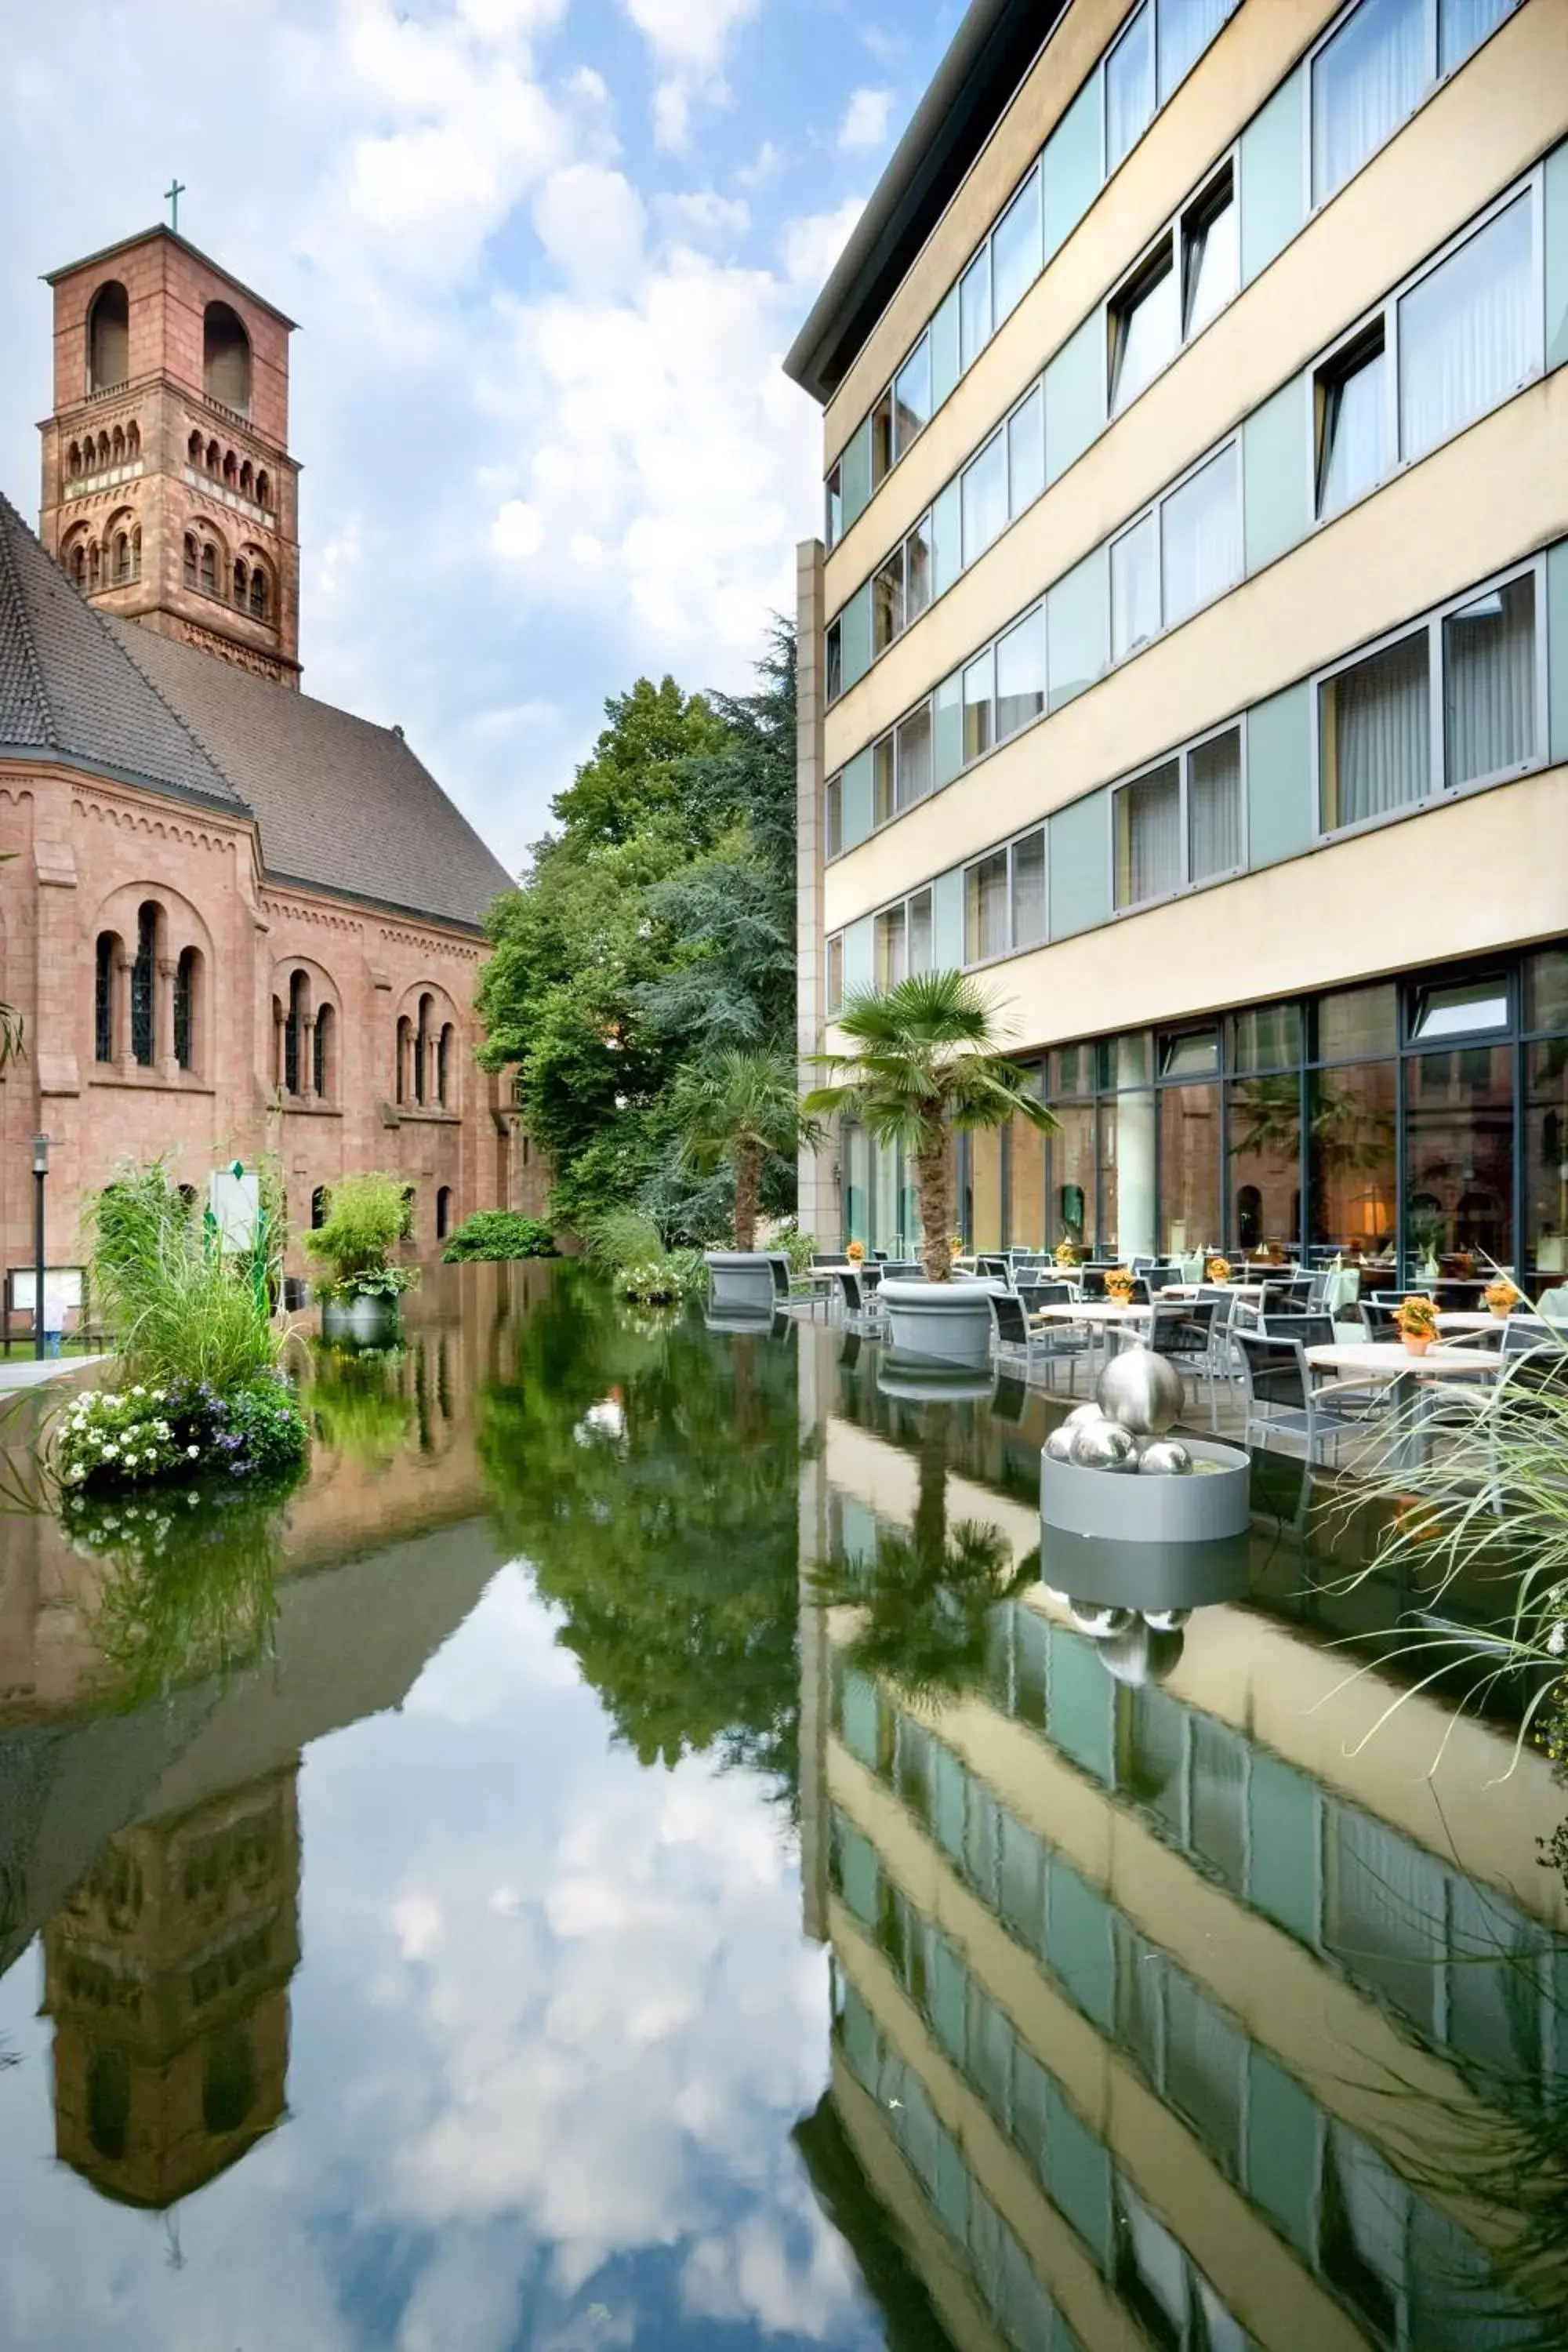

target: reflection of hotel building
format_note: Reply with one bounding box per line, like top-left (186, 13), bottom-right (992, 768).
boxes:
top-left (798, 1381), bottom-right (1567, 2349)
top-left (789, 0), bottom-right (1568, 1281)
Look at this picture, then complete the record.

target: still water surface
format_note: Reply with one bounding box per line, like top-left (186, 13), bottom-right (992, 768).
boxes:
top-left (0, 1267), bottom-right (1563, 2350)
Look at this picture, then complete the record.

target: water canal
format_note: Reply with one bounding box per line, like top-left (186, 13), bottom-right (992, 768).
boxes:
top-left (0, 1266), bottom-right (1563, 2350)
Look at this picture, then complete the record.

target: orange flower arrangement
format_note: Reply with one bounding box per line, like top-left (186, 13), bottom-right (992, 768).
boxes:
top-left (1204, 1254), bottom-right (1232, 1284)
top-left (1054, 1238), bottom-right (1080, 1268)
top-left (1105, 1266), bottom-right (1137, 1306)
top-left (1483, 1276), bottom-right (1522, 1318)
top-left (845, 1240), bottom-right (865, 1265)
top-left (1395, 1295), bottom-right (1440, 1352)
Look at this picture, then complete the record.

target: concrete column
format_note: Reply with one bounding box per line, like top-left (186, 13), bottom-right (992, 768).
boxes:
top-left (116, 953), bottom-right (135, 1072)
top-left (156, 956), bottom-right (178, 1080)
top-left (795, 537), bottom-right (840, 1251)
top-left (300, 1015), bottom-right (318, 1102)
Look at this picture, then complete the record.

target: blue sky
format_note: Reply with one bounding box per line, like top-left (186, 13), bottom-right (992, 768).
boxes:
top-left (0, 0), bottom-right (967, 874)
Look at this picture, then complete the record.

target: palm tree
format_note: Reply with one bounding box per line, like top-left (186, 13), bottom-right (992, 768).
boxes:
top-left (804, 971), bottom-right (1054, 1280)
top-left (670, 1046), bottom-right (818, 1252)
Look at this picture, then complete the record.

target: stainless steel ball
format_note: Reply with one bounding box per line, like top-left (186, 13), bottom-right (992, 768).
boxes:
top-left (1068, 1602), bottom-right (1134, 1640)
top-left (1044, 1425), bottom-right (1076, 1462)
top-left (1097, 1348), bottom-right (1185, 1437)
top-left (1064, 1402), bottom-right (1106, 1428)
top-left (1138, 1439), bottom-right (1195, 1477)
top-left (1069, 1418), bottom-right (1139, 1473)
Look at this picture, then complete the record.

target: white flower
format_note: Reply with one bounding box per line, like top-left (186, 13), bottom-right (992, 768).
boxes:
top-left (1548, 1623), bottom-right (1566, 1657)
top-left (187, 1446), bottom-right (200, 1459)
top-left (102, 1443), bottom-right (118, 1460)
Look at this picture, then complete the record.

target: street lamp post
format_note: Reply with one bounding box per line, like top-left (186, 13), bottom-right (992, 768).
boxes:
top-left (31, 1134), bottom-right (49, 1363)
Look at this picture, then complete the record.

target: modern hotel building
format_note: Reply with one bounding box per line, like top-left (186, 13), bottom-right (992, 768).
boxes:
top-left (788, 0), bottom-right (1568, 1279)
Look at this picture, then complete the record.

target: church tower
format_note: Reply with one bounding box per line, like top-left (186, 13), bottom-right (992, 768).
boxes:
top-left (38, 225), bottom-right (301, 687)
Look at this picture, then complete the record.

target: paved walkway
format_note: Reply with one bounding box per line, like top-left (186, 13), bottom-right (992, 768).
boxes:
top-left (0, 1354), bottom-right (108, 1396)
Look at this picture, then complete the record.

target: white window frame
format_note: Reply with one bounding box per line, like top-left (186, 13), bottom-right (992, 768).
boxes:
top-left (1305, 0), bottom-right (1523, 216)
top-left (825, 772), bottom-right (843, 863)
top-left (961, 826), bottom-right (1049, 971)
top-left (873, 886), bottom-right (936, 991)
top-left (1105, 151), bottom-right (1237, 416)
top-left (1309, 168), bottom-right (1544, 528)
top-left (1110, 717), bottom-right (1249, 916)
top-left (1107, 432), bottom-right (1243, 665)
top-left (1310, 553), bottom-right (1548, 845)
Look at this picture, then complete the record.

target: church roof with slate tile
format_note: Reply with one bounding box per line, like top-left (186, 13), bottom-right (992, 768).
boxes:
top-left (0, 490), bottom-right (514, 931)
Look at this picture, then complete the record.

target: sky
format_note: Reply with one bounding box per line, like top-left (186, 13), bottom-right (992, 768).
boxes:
top-left (0, 0), bottom-right (967, 878)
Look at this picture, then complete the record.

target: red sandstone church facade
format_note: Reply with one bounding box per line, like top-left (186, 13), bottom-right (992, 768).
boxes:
top-left (0, 223), bottom-right (531, 1286)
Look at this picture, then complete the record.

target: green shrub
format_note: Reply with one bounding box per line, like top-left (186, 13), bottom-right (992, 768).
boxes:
top-left (309, 1348), bottom-right (416, 1464)
top-left (442, 1211), bottom-right (557, 1262)
top-left (585, 1207), bottom-right (666, 1273)
top-left (90, 1167), bottom-right (278, 1393)
top-left (55, 1372), bottom-right (309, 1494)
top-left (306, 1173), bottom-right (419, 1301)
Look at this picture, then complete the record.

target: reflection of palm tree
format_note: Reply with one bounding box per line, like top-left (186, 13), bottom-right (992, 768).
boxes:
top-left (812, 1407), bottom-right (1023, 1708)
top-left (1229, 1072), bottom-right (1392, 1175)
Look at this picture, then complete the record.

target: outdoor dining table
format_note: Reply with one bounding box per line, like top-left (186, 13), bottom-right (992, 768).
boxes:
top-left (1436, 1310), bottom-right (1547, 1334)
top-left (1158, 1282), bottom-right (1265, 1303)
top-left (1305, 1340), bottom-right (1499, 1471)
top-left (1031, 1298), bottom-right (1152, 1370)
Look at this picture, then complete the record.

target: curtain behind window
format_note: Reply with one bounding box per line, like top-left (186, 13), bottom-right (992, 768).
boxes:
top-left (1399, 195), bottom-right (1534, 463)
top-left (1159, 0), bottom-right (1234, 96)
top-left (1011, 832), bottom-right (1047, 949)
top-left (1443, 572), bottom-right (1535, 786)
top-left (966, 853), bottom-right (1008, 962)
top-left (1161, 444), bottom-right (1240, 630)
top-left (1189, 729), bottom-right (1243, 880)
top-left (1320, 340), bottom-right (1388, 515)
top-left (1105, 2), bottom-right (1155, 172)
top-left (1120, 764), bottom-right (1181, 905)
top-left (1439, 0), bottom-right (1518, 74)
top-left (1323, 630), bottom-right (1430, 828)
top-left (1312, 0), bottom-right (1424, 202)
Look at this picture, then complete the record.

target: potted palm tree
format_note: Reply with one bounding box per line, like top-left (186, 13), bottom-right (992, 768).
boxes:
top-left (671, 1047), bottom-right (820, 1316)
top-left (306, 1173), bottom-right (419, 1346)
top-left (805, 971), bottom-right (1055, 1368)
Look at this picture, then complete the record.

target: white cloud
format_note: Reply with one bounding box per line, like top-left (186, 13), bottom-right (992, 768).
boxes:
top-left (533, 162), bottom-right (647, 295)
top-left (838, 85), bottom-right (895, 152)
top-left (653, 189), bottom-right (752, 251)
top-left (619, 0), bottom-right (761, 151)
top-left (780, 198), bottom-right (866, 289)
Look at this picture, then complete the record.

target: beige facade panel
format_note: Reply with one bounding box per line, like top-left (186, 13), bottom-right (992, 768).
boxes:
top-left (824, 379), bottom-right (1567, 924)
top-left (824, 0), bottom-right (1567, 731)
top-left (825, 0), bottom-right (1344, 589)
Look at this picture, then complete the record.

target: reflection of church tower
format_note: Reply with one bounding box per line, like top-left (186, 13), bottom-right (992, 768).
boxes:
top-left (43, 1766), bottom-right (300, 2209)
top-left (38, 225), bottom-right (301, 684)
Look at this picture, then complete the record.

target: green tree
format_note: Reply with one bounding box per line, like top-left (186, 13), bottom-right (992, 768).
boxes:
top-left (805, 971), bottom-right (1056, 1279)
top-left (670, 1047), bottom-right (818, 1251)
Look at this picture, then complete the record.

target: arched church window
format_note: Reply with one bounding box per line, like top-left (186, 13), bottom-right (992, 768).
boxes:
top-left (131, 525), bottom-right (142, 581)
top-left (114, 533), bottom-right (132, 586)
top-left (71, 544), bottom-right (87, 589)
top-left (89, 543), bottom-right (101, 590)
top-left (436, 1187), bottom-right (453, 1242)
top-left (249, 567), bottom-right (269, 621)
top-left (204, 301), bottom-right (252, 414)
top-left (284, 971), bottom-right (307, 1096)
top-left (67, 440), bottom-right (82, 478)
top-left (240, 459), bottom-right (253, 496)
top-left (111, 426), bottom-right (125, 466)
top-left (87, 281), bottom-right (129, 393)
top-left (233, 560), bottom-right (248, 610)
top-left (396, 1015), bottom-right (412, 1105)
top-left (94, 932), bottom-right (121, 1065)
top-left (183, 534), bottom-right (198, 589)
top-left (126, 421), bottom-right (140, 461)
top-left (199, 543), bottom-right (218, 596)
top-left (314, 1002), bottom-right (335, 1101)
top-left (437, 1023), bottom-right (454, 1109)
top-left (206, 438), bottom-right (220, 474)
top-left (174, 947), bottom-right (201, 1073)
top-left (130, 903), bottom-right (158, 1069)
top-left (97, 432), bottom-right (111, 469)
top-left (414, 995), bottom-right (434, 1108)
top-left (188, 430), bottom-right (204, 467)
top-left (256, 470), bottom-right (270, 510)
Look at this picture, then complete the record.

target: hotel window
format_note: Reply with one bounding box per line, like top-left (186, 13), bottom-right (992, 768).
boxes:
top-left (905, 515), bottom-right (933, 626)
top-left (825, 773), bottom-right (842, 862)
top-left (1319, 562), bottom-right (1540, 833)
top-left (1312, 0), bottom-right (1520, 205)
top-left (1109, 159), bottom-right (1234, 417)
top-left (964, 829), bottom-right (1046, 965)
top-left (1396, 191), bottom-right (1536, 466)
top-left (994, 608), bottom-right (1045, 742)
top-left (1111, 515), bottom-right (1159, 662)
top-left (1106, 2), bottom-right (1156, 172)
top-left (1111, 440), bottom-right (1240, 664)
top-left (1316, 325), bottom-right (1388, 517)
top-left (826, 460), bottom-right (843, 550)
top-left (826, 934), bottom-right (844, 1016)
top-left (1181, 163), bottom-right (1237, 339)
top-left (963, 647), bottom-right (996, 764)
top-left (872, 546), bottom-right (905, 655)
top-left (1116, 726), bottom-right (1243, 910)
top-left (1007, 384), bottom-right (1044, 514)
top-left (870, 387), bottom-right (895, 490)
top-left (991, 163), bottom-right (1042, 329)
top-left (875, 888), bottom-right (934, 989)
top-left (873, 706), bottom-right (935, 825)
top-left (893, 336), bottom-right (931, 459)
top-left (960, 245), bottom-right (992, 372)
top-left (826, 619), bottom-right (843, 706)
top-left (1109, 241), bottom-right (1178, 416)
top-left (960, 431), bottom-right (1008, 565)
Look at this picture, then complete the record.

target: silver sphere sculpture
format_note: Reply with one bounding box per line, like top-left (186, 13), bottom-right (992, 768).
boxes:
top-left (1138, 1438), bottom-right (1195, 1477)
top-left (1044, 1425), bottom-right (1076, 1462)
top-left (1064, 1402), bottom-right (1106, 1428)
top-left (1097, 1348), bottom-right (1185, 1437)
top-left (1069, 1418), bottom-right (1139, 1473)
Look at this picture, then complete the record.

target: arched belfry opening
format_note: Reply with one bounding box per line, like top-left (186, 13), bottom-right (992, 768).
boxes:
top-left (88, 282), bottom-right (129, 392)
top-left (203, 301), bottom-right (252, 413)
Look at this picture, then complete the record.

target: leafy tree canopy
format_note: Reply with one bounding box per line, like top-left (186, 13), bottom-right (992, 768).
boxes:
top-left (477, 629), bottom-right (800, 1243)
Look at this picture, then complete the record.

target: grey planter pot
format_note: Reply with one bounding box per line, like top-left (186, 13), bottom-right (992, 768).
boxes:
top-left (877, 1362), bottom-right (997, 1405)
top-left (321, 1294), bottom-right (402, 1349)
top-left (1038, 1526), bottom-right (1251, 1615)
top-left (1040, 1437), bottom-right (1252, 1544)
top-left (703, 1304), bottom-right (782, 1338)
top-left (879, 1277), bottom-right (1000, 1370)
top-left (705, 1252), bottom-right (779, 1315)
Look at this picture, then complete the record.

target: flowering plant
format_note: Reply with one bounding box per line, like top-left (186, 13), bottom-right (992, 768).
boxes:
top-left (56, 1388), bottom-right (184, 1491)
top-left (1054, 1239), bottom-right (1080, 1268)
top-left (1105, 1266), bottom-right (1137, 1305)
top-left (1395, 1294), bottom-right (1440, 1341)
top-left (1483, 1277), bottom-right (1522, 1315)
top-left (845, 1240), bottom-right (866, 1264)
top-left (1204, 1255), bottom-right (1232, 1283)
top-left (615, 1258), bottom-right (686, 1305)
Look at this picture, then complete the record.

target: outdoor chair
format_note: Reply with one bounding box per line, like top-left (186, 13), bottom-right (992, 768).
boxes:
top-left (834, 1269), bottom-right (884, 1333)
top-left (1538, 1287), bottom-right (1568, 1332)
top-left (1359, 1301), bottom-right (1406, 1343)
top-left (1146, 1299), bottom-right (1226, 1428)
top-left (989, 1290), bottom-right (1088, 1392)
top-left (1079, 1265), bottom-right (1114, 1301)
top-left (975, 1255), bottom-right (1012, 1285)
top-left (1233, 1329), bottom-right (1376, 1466)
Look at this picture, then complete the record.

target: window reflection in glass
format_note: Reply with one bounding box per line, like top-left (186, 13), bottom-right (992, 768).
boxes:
top-left (893, 336), bottom-right (931, 459)
top-left (965, 851), bottom-right (1009, 964)
top-left (908, 887), bottom-right (933, 975)
top-left (1050, 1102), bottom-right (1098, 1250)
top-left (1160, 1080), bottom-right (1221, 1253)
top-left (1161, 444), bottom-right (1240, 631)
top-left (1312, 0), bottom-right (1424, 204)
top-left (1439, 0), bottom-right (1518, 75)
top-left (1443, 572), bottom-right (1535, 789)
top-left (826, 461), bottom-right (842, 550)
top-left (992, 165), bottom-right (1042, 328)
top-left (895, 704), bottom-right (933, 811)
top-left (995, 608), bottom-right (1045, 740)
top-left (872, 547), bottom-right (904, 654)
top-left (906, 515), bottom-right (934, 623)
top-left (1525, 1035), bottom-right (1568, 1284)
top-left (1011, 829), bottom-right (1047, 950)
top-left (963, 648), bottom-right (995, 763)
top-left (1318, 985), bottom-right (1399, 1062)
top-left (1399, 194), bottom-right (1535, 464)
top-left (1102, 1087), bottom-right (1157, 1258)
top-left (1007, 384), bottom-right (1044, 514)
top-left (873, 733), bottom-right (895, 825)
top-left (1112, 514), bottom-right (1159, 661)
top-left (1526, 948), bottom-right (1568, 1035)
top-left (960, 248), bottom-right (992, 372)
top-left (875, 905), bottom-right (908, 991)
top-left (1112, 246), bottom-right (1178, 413)
top-left (1011, 1085), bottom-right (1047, 1248)
top-left (1188, 728), bottom-right (1243, 881)
top-left (1106, 0), bottom-right (1156, 172)
top-left (1116, 761), bottom-right (1181, 909)
top-left (825, 774), bottom-right (842, 860)
top-left (961, 432), bottom-right (1008, 564)
top-left (1181, 167), bottom-right (1237, 339)
top-left (870, 388), bottom-right (894, 488)
top-left (1309, 1059), bottom-right (1398, 1258)
top-left (1318, 329), bottom-right (1388, 516)
top-left (1227, 1072), bottom-right (1301, 1254)
top-left (1160, 0), bottom-right (1235, 98)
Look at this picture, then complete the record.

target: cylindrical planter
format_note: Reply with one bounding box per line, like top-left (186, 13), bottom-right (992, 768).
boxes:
top-left (877, 1362), bottom-right (996, 1405)
top-left (704, 1303), bottom-right (781, 1338)
top-left (1039, 1525), bottom-right (1251, 1613)
top-left (705, 1252), bottom-right (779, 1316)
top-left (1040, 1437), bottom-right (1252, 1544)
top-left (321, 1293), bottom-right (402, 1348)
top-left (879, 1277), bottom-right (1000, 1370)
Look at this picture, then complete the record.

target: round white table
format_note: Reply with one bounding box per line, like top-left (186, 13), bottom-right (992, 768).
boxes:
top-left (1305, 1340), bottom-right (1497, 1469)
top-left (1436, 1310), bottom-right (1545, 1335)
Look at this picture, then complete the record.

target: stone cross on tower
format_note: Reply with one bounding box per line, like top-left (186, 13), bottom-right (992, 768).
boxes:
top-left (165, 180), bottom-right (186, 234)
